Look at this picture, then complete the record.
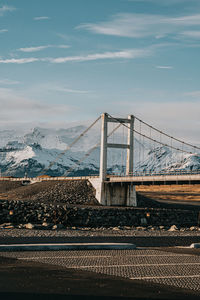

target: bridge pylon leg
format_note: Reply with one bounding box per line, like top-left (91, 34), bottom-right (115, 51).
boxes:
top-left (126, 115), bottom-right (134, 176)
top-left (99, 113), bottom-right (108, 182)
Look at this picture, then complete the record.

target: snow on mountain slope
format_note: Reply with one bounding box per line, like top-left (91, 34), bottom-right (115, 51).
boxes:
top-left (134, 146), bottom-right (200, 173)
top-left (0, 129), bottom-right (26, 148)
top-left (0, 125), bottom-right (199, 177)
top-left (24, 126), bottom-right (86, 151)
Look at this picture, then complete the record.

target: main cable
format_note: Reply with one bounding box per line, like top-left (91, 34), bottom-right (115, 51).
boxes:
top-left (107, 113), bottom-right (193, 155)
top-left (64, 123), bottom-right (122, 176)
top-left (41, 116), bottom-right (101, 175)
top-left (133, 115), bottom-right (200, 151)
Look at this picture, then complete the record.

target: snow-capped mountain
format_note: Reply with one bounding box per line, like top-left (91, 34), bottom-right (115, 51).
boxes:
top-left (135, 146), bottom-right (200, 174)
top-left (0, 125), bottom-right (199, 177)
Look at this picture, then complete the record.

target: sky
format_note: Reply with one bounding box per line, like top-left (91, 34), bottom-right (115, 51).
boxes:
top-left (0, 0), bottom-right (200, 142)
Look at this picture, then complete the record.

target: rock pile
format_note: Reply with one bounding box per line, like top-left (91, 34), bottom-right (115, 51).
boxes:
top-left (0, 199), bottom-right (199, 228)
top-left (0, 180), bottom-right (200, 229)
top-left (0, 180), bottom-right (98, 205)
top-left (30, 180), bottom-right (98, 205)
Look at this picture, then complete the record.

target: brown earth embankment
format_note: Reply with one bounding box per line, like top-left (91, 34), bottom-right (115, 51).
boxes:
top-left (136, 184), bottom-right (200, 206)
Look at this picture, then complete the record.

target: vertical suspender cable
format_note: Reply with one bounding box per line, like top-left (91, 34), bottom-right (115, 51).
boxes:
top-left (122, 125), bottom-right (125, 175)
top-left (139, 120), bottom-right (141, 173)
top-left (64, 123), bottom-right (122, 177)
top-left (142, 135), bottom-right (144, 170)
top-left (160, 132), bottom-right (162, 173)
top-left (149, 126), bottom-right (152, 173)
top-left (41, 116), bottom-right (101, 175)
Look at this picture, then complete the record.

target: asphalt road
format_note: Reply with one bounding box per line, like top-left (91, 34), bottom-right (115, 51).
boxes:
top-left (1, 247), bottom-right (200, 300)
top-left (1, 231), bottom-right (200, 299)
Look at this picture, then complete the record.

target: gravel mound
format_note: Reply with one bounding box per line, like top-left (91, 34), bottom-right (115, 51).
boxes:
top-left (0, 180), bottom-right (99, 205)
top-left (30, 180), bottom-right (98, 205)
top-left (1, 180), bottom-right (199, 210)
top-left (0, 181), bottom-right (22, 193)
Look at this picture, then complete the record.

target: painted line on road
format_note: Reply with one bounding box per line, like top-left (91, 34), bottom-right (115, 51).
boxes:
top-left (66, 262), bottom-right (200, 268)
top-left (130, 275), bottom-right (200, 280)
top-left (17, 254), bottom-right (196, 260)
top-left (18, 256), bottom-right (111, 259)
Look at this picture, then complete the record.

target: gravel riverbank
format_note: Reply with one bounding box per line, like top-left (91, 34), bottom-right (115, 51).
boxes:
top-left (0, 180), bottom-right (200, 230)
top-left (0, 227), bottom-right (200, 237)
top-left (0, 227), bottom-right (200, 248)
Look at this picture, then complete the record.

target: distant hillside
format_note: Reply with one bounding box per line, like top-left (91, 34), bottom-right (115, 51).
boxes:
top-left (0, 124), bottom-right (199, 177)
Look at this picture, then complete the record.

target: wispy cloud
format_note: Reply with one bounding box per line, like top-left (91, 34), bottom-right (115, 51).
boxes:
top-left (171, 15), bottom-right (200, 26)
top-left (184, 91), bottom-right (200, 97)
top-left (18, 45), bottom-right (51, 52)
top-left (127, 0), bottom-right (194, 4)
top-left (18, 45), bottom-right (70, 53)
top-left (156, 65), bottom-right (173, 69)
top-left (0, 49), bottom-right (151, 64)
top-left (52, 86), bottom-right (90, 94)
top-left (77, 13), bottom-right (200, 39)
top-left (58, 45), bottom-right (71, 49)
top-left (57, 33), bottom-right (70, 41)
top-left (0, 79), bottom-right (20, 85)
top-left (48, 49), bottom-right (150, 63)
top-left (0, 5), bottom-right (15, 16)
top-left (0, 58), bottom-right (39, 64)
top-left (0, 87), bottom-right (72, 125)
top-left (33, 16), bottom-right (50, 21)
top-left (0, 29), bottom-right (8, 33)
top-left (181, 31), bottom-right (200, 38)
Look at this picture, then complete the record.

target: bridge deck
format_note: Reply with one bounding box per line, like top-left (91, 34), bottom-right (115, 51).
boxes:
top-left (0, 174), bottom-right (200, 185)
top-left (108, 174), bottom-right (200, 185)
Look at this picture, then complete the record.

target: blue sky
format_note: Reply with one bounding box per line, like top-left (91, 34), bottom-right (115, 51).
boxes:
top-left (0, 0), bottom-right (200, 141)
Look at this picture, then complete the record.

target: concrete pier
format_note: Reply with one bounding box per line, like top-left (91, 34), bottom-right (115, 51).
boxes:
top-left (104, 182), bottom-right (137, 206)
top-left (89, 175), bottom-right (137, 207)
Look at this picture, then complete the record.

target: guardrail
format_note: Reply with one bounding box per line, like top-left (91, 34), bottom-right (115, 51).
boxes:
top-left (108, 170), bottom-right (200, 177)
top-left (0, 175), bottom-right (99, 181)
top-left (0, 170), bottom-right (200, 182)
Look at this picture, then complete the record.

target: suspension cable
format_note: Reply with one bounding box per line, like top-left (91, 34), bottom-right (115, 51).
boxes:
top-left (41, 116), bottom-right (101, 175)
top-left (133, 115), bottom-right (200, 151)
top-left (107, 113), bottom-right (193, 155)
top-left (133, 129), bottom-right (192, 154)
top-left (64, 123), bottom-right (122, 176)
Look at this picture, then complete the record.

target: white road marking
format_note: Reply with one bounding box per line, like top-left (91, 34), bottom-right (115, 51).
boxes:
top-left (18, 256), bottom-right (111, 260)
top-left (130, 275), bottom-right (200, 280)
top-left (17, 254), bottom-right (194, 260)
top-left (74, 262), bottom-right (200, 268)
top-left (23, 262), bottom-right (200, 269)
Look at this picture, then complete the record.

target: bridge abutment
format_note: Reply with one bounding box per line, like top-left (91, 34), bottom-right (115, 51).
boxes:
top-left (104, 182), bottom-right (137, 206)
top-left (89, 178), bottom-right (137, 206)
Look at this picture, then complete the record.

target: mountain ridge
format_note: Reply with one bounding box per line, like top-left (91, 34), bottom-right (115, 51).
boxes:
top-left (0, 125), bottom-right (199, 177)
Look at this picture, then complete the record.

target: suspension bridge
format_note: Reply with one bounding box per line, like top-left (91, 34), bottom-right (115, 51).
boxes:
top-left (0, 112), bottom-right (200, 206)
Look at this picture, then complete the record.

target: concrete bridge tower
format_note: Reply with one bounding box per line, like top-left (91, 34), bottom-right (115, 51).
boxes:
top-left (90, 113), bottom-right (137, 206)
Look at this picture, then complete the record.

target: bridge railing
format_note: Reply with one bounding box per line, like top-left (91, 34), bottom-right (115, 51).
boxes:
top-left (108, 169), bottom-right (200, 177)
top-left (0, 171), bottom-right (200, 181)
top-left (0, 175), bottom-right (99, 181)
